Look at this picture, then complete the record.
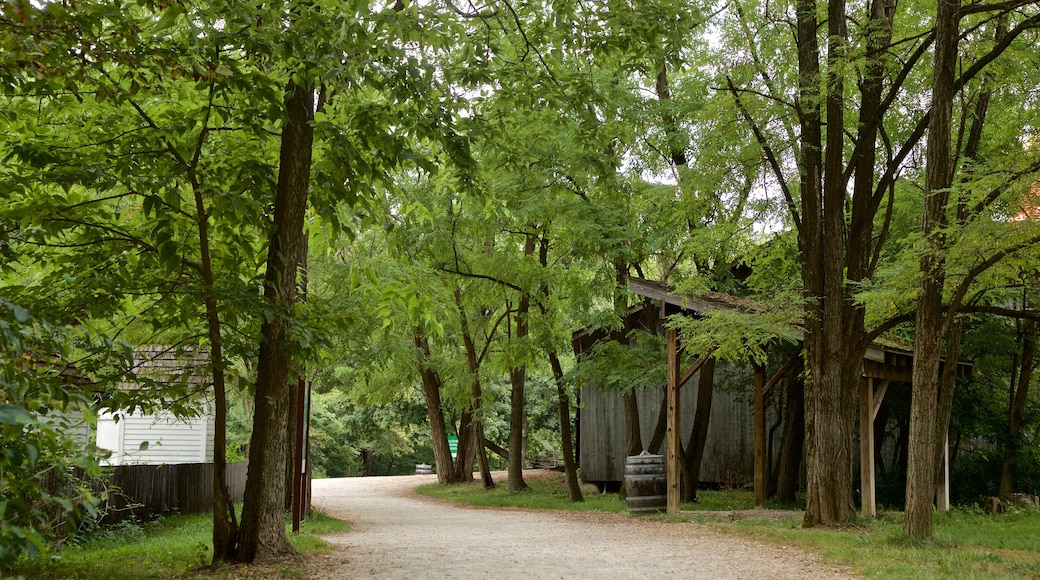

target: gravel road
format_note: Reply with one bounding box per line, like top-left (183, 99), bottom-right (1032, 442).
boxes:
top-left (307, 471), bottom-right (854, 579)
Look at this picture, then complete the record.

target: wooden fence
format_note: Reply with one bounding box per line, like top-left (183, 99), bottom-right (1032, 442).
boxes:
top-left (101, 461), bottom-right (248, 522)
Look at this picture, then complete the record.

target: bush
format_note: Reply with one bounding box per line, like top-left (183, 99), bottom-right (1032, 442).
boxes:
top-left (0, 297), bottom-right (113, 575)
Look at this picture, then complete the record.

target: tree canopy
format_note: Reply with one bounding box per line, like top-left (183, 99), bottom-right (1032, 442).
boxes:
top-left (3, 0), bottom-right (1040, 569)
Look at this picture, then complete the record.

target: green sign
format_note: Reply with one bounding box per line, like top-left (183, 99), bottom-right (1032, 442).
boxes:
top-left (448, 435), bottom-right (458, 458)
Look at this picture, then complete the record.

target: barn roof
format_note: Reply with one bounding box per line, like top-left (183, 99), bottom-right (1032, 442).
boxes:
top-left (573, 277), bottom-right (971, 382)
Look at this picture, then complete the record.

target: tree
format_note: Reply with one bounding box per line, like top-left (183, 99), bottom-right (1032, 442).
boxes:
top-left (235, 76), bottom-right (313, 561)
top-left (721, 0), bottom-right (1040, 527)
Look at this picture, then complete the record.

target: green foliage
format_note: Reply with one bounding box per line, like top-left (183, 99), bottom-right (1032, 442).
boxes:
top-left (668, 304), bottom-right (802, 365)
top-left (571, 331), bottom-right (667, 394)
top-left (0, 298), bottom-right (117, 575)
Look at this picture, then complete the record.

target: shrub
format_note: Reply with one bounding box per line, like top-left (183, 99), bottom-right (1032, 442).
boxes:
top-left (0, 297), bottom-right (113, 575)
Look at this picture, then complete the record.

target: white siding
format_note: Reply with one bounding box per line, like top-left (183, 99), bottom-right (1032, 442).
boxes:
top-left (97, 404), bottom-right (215, 466)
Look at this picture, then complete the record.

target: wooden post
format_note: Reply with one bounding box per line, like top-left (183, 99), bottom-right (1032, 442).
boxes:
top-left (753, 361), bottom-right (766, 509)
top-left (292, 377), bottom-right (310, 532)
top-left (936, 433), bottom-right (950, 512)
top-left (859, 376), bottom-right (876, 517)
top-left (666, 328), bottom-right (681, 514)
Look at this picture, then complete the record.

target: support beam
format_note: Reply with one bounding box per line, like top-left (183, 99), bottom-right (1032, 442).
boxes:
top-left (678, 350), bottom-right (716, 393)
top-left (752, 360), bottom-right (766, 509)
top-left (859, 376), bottom-right (876, 518)
top-left (871, 379), bottom-right (890, 422)
top-left (936, 434), bottom-right (950, 512)
top-left (763, 352), bottom-right (800, 396)
top-left (666, 328), bottom-right (681, 514)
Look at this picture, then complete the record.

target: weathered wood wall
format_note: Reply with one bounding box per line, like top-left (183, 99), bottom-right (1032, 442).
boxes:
top-left (101, 461), bottom-right (247, 522)
top-left (579, 363), bottom-right (769, 485)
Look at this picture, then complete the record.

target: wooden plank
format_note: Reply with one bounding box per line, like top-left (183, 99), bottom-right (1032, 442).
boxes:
top-left (666, 328), bottom-right (681, 514)
top-left (753, 361), bottom-right (766, 509)
top-left (862, 359), bottom-right (913, 383)
top-left (860, 376), bottom-right (876, 517)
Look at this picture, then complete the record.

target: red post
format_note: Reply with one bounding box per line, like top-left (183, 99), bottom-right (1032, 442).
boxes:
top-left (291, 376), bottom-right (310, 532)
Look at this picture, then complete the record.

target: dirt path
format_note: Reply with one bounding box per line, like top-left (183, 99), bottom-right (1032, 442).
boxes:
top-left (307, 471), bottom-right (854, 579)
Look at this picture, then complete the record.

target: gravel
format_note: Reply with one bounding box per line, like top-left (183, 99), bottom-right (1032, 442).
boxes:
top-left (307, 470), bottom-right (855, 579)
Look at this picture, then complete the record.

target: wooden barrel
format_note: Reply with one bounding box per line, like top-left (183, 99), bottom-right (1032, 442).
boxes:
top-left (415, 463), bottom-right (433, 475)
top-left (624, 452), bottom-right (666, 515)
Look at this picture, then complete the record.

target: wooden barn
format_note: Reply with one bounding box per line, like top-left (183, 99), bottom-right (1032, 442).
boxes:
top-left (95, 347), bottom-right (216, 466)
top-left (576, 360), bottom-right (757, 486)
top-left (574, 277), bottom-right (971, 514)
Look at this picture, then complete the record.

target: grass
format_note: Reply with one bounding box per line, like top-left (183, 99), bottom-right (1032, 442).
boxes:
top-left (417, 476), bottom-right (629, 512)
top-left (704, 508), bottom-right (1040, 579)
top-left (11, 508), bottom-right (348, 579)
top-left (417, 474), bottom-right (798, 513)
top-left (420, 471), bottom-right (1040, 579)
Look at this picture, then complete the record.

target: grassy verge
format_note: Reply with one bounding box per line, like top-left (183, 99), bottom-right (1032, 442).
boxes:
top-left (416, 473), bottom-right (799, 513)
top-left (703, 508), bottom-right (1040, 579)
top-left (11, 509), bottom-right (348, 579)
top-left (419, 471), bottom-right (1040, 579)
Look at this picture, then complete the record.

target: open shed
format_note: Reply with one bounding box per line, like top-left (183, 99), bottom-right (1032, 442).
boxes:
top-left (574, 277), bottom-right (971, 515)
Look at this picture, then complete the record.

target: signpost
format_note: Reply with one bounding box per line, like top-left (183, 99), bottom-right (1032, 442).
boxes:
top-left (448, 435), bottom-right (458, 459)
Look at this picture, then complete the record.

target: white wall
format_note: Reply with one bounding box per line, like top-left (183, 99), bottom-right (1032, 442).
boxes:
top-left (97, 404), bottom-right (214, 466)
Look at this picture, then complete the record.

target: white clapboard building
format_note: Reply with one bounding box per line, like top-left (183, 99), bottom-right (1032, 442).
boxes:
top-left (95, 347), bottom-right (215, 466)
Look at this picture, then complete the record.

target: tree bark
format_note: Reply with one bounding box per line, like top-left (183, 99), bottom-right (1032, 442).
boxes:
top-left (456, 288), bottom-right (495, 489)
top-left (549, 351), bottom-right (584, 502)
top-left (999, 320), bottom-right (1036, 499)
top-left (796, 0), bottom-right (859, 528)
top-left (236, 79), bottom-right (313, 563)
top-left (185, 128), bottom-right (240, 561)
top-left (905, 0), bottom-right (959, 539)
top-left (507, 233), bottom-right (535, 492)
top-left (682, 357), bottom-right (715, 502)
top-left (535, 233), bottom-right (581, 501)
top-left (414, 329), bottom-right (460, 484)
top-left (775, 363), bottom-right (806, 504)
top-left (453, 408), bottom-right (476, 483)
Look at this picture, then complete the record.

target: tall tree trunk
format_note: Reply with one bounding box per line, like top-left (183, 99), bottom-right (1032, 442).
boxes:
top-left (548, 351), bottom-right (584, 502)
top-left (414, 329), bottom-right (459, 484)
top-left (535, 234), bottom-right (581, 500)
top-left (999, 320), bottom-right (1036, 499)
top-left (797, 0), bottom-right (858, 528)
top-left (362, 449), bottom-right (376, 477)
top-left (193, 180), bottom-right (238, 562)
top-left (507, 361), bottom-right (528, 491)
top-left (453, 409), bottom-right (476, 482)
top-left (1003, 329), bottom-right (1030, 492)
top-left (682, 357), bottom-right (715, 502)
top-left (284, 374), bottom-right (299, 511)
top-left (507, 233), bottom-right (536, 492)
top-left (775, 364), bottom-right (806, 504)
top-left (456, 288), bottom-right (495, 489)
top-left (236, 79), bottom-right (313, 563)
top-left (622, 391), bottom-right (643, 456)
top-left (905, 0), bottom-right (959, 539)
